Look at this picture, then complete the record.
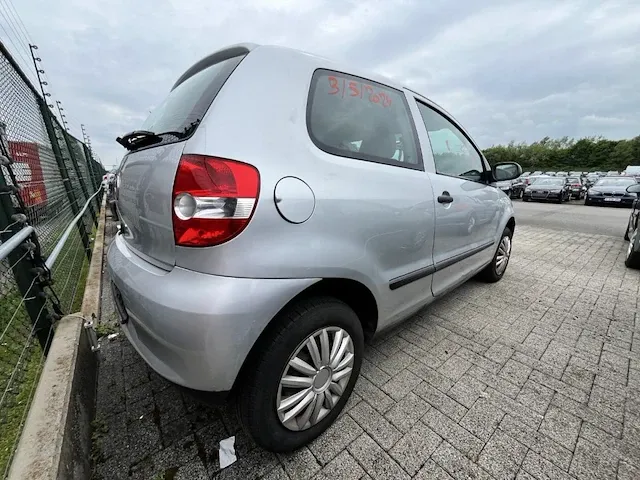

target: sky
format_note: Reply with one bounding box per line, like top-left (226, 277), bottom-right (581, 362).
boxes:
top-left (3, 0), bottom-right (640, 170)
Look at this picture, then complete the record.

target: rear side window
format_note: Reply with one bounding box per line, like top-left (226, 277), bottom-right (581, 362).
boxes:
top-left (140, 54), bottom-right (245, 140)
top-left (307, 69), bottom-right (421, 170)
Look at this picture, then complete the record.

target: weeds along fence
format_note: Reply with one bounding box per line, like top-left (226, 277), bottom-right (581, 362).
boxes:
top-left (0, 40), bottom-right (105, 477)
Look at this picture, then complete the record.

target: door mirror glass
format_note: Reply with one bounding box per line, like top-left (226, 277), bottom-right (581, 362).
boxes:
top-left (626, 184), bottom-right (640, 194)
top-left (493, 162), bottom-right (522, 181)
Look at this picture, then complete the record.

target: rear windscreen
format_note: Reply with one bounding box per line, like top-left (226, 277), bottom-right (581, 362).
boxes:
top-left (140, 54), bottom-right (245, 138)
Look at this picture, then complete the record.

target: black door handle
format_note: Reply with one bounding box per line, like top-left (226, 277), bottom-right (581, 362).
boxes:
top-left (437, 191), bottom-right (453, 204)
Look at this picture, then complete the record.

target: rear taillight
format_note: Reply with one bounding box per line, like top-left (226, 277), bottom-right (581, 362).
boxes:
top-left (172, 155), bottom-right (260, 247)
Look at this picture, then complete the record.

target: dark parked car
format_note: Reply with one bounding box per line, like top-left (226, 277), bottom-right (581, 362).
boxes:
top-left (565, 176), bottom-right (585, 199)
top-left (523, 177), bottom-right (571, 203)
top-left (623, 183), bottom-right (640, 268)
top-left (585, 176), bottom-right (639, 207)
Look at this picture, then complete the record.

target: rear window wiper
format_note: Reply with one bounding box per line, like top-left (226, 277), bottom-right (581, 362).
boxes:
top-left (116, 121), bottom-right (201, 151)
top-left (116, 130), bottom-right (162, 150)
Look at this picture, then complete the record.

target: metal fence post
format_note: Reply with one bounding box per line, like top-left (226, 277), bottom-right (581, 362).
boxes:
top-left (0, 161), bottom-right (53, 352)
top-left (37, 99), bottom-right (92, 261)
top-left (61, 130), bottom-right (97, 227)
top-left (83, 144), bottom-right (101, 210)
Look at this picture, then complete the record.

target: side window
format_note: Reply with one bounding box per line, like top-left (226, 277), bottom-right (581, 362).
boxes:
top-left (307, 70), bottom-right (421, 170)
top-left (415, 101), bottom-right (484, 181)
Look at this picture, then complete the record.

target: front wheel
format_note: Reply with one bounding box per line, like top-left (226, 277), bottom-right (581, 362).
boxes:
top-left (237, 297), bottom-right (364, 452)
top-left (477, 227), bottom-right (513, 283)
top-left (625, 228), bottom-right (640, 269)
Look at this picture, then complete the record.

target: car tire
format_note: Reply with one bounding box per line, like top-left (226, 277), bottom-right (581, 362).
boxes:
top-left (237, 297), bottom-right (364, 452)
top-left (624, 228), bottom-right (640, 269)
top-left (585, 198), bottom-right (592, 206)
top-left (477, 227), bottom-right (513, 283)
top-left (624, 217), bottom-right (632, 241)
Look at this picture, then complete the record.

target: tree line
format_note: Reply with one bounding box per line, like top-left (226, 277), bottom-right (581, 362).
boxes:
top-left (482, 135), bottom-right (640, 172)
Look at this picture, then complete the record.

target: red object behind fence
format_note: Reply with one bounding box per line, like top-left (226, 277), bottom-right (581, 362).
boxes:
top-left (7, 141), bottom-right (47, 207)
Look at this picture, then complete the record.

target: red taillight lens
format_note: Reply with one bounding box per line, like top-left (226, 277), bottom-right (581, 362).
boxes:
top-left (172, 155), bottom-right (260, 247)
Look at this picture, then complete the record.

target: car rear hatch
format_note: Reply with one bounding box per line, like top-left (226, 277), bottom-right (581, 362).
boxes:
top-left (116, 45), bottom-right (252, 268)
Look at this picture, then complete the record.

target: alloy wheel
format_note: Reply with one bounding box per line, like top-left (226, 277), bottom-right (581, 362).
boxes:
top-left (496, 235), bottom-right (512, 275)
top-left (277, 327), bottom-right (355, 431)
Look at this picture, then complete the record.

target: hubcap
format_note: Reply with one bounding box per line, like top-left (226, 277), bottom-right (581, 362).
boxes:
top-left (277, 327), bottom-right (355, 431)
top-left (496, 235), bottom-right (511, 275)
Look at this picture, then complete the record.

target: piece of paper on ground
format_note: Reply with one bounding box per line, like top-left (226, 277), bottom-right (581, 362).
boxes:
top-left (219, 436), bottom-right (237, 469)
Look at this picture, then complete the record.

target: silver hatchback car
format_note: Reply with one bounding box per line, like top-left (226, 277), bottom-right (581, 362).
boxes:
top-left (108, 43), bottom-right (521, 452)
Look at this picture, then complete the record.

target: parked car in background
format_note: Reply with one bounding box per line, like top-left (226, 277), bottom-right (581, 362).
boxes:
top-left (107, 43), bottom-right (521, 452)
top-left (523, 176), bottom-right (571, 203)
top-left (606, 171), bottom-right (620, 176)
top-left (584, 173), bottom-right (599, 187)
top-left (544, 171), bottom-right (556, 176)
top-left (565, 176), bottom-right (585, 199)
top-left (585, 176), bottom-right (639, 207)
top-left (623, 183), bottom-right (640, 268)
top-left (622, 165), bottom-right (640, 179)
top-left (531, 171), bottom-right (543, 176)
top-left (521, 171), bottom-right (531, 176)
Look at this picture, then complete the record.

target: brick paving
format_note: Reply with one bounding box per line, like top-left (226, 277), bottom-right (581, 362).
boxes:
top-left (92, 221), bottom-right (640, 480)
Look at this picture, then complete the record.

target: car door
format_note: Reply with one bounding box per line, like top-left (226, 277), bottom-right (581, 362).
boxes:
top-left (411, 99), bottom-right (501, 296)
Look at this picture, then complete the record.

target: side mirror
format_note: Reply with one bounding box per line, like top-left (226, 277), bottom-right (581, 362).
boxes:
top-left (626, 184), bottom-right (640, 194)
top-left (493, 162), bottom-right (522, 182)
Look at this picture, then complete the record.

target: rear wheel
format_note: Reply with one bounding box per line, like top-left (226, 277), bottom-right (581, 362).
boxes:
top-left (585, 198), bottom-right (592, 206)
top-left (477, 227), bottom-right (512, 283)
top-left (237, 297), bottom-right (364, 452)
top-left (625, 228), bottom-right (640, 269)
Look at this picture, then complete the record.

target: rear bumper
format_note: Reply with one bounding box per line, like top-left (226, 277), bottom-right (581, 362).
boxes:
top-left (586, 196), bottom-right (634, 206)
top-left (107, 234), bottom-right (319, 392)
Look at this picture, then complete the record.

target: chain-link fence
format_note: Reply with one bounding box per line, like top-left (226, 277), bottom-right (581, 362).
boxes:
top-left (0, 40), bottom-right (105, 477)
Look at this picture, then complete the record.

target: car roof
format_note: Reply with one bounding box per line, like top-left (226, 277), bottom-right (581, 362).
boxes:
top-left (181, 43), bottom-right (464, 127)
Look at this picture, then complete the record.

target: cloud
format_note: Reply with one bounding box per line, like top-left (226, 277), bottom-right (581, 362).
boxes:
top-left (6, 0), bottom-right (640, 168)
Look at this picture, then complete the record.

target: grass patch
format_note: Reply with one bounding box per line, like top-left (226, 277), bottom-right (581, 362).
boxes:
top-left (0, 210), bottom-right (99, 477)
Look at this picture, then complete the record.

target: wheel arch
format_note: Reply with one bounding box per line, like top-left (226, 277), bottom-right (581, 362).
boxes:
top-left (230, 278), bottom-right (378, 395)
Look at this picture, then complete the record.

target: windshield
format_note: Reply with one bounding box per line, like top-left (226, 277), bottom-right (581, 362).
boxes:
top-left (595, 178), bottom-right (636, 187)
top-left (567, 177), bottom-right (580, 183)
top-left (534, 178), bottom-right (564, 186)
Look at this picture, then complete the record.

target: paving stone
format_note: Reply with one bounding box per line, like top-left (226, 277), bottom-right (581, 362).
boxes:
top-left (346, 433), bottom-right (409, 480)
top-left (551, 392), bottom-right (623, 438)
top-left (467, 365), bottom-right (521, 398)
top-left (381, 368), bottom-right (422, 401)
top-left (389, 421), bottom-right (442, 475)
top-left (569, 438), bottom-right (618, 480)
top-left (500, 414), bottom-right (573, 471)
top-left (384, 391), bottom-right (431, 433)
top-left (530, 369), bottom-right (589, 403)
top-left (499, 358), bottom-right (532, 387)
top-left (413, 381), bottom-right (468, 422)
top-left (348, 400), bottom-right (402, 450)
top-left (477, 429), bottom-right (528, 480)
top-left (459, 397), bottom-right (505, 441)
top-left (516, 379), bottom-right (554, 415)
top-left (421, 408), bottom-right (484, 461)
top-left (308, 412), bottom-right (363, 465)
top-left (437, 354), bottom-right (472, 381)
top-left (278, 447), bottom-right (321, 479)
top-left (215, 448), bottom-right (279, 479)
top-left (408, 361), bottom-right (455, 391)
top-left (539, 405), bottom-right (581, 451)
top-left (588, 384), bottom-right (625, 423)
top-left (414, 459), bottom-right (454, 479)
top-left (484, 342), bottom-right (514, 365)
top-left (431, 441), bottom-right (494, 480)
top-left (312, 450), bottom-right (363, 480)
top-left (360, 358), bottom-right (391, 387)
top-left (521, 450), bottom-right (574, 480)
top-left (262, 465), bottom-right (291, 480)
top-left (447, 374), bottom-right (487, 409)
top-left (353, 376), bottom-right (395, 414)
